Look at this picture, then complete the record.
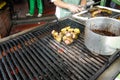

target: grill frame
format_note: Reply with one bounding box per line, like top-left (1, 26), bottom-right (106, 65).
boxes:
top-left (0, 18), bottom-right (120, 80)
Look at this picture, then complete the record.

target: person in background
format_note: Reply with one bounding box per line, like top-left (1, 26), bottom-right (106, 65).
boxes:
top-left (110, 1), bottom-right (120, 9)
top-left (100, 0), bottom-right (120, 9)
top-left (51, 0), bottom-right (87, 19)
top-left (106, 0), bottom-right (111, 7)
top-left (26, 0), bottom-right (43, 17)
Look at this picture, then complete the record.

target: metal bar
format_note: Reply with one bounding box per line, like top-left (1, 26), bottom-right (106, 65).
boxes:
top-left (50, 38), bottom-right (97, 74)
top-left (0, 45), bottom-right (14, 80)
top-left (32, 31), bottom-right (78, 79)
top-left (21, 34), bottom-right (66, 80)
top-left (5, 41), bottom-right (28, 80)
top-left (44, 36), bottom-right (91, 80)
top-left (70, 44), bottom-right (100, 69)
top-left (30, 33), bottom-right (71, 69)
top-left (76, 39), bottom-right (106, 67)
top-left (8, 40), bottom-right (34, 80)
top-left (2, 44), bottom-right (21, 80)
top-left (47, 37), bottom-right (91, 78)
top-left (18, 35), bottom-right (59, 80)
top-left (15, 37), bottom-right (49, 80)
top-left (29, 33), bottom-right (75, 80)
top-left (0, 60), bottom-right (8, 80)
top-left (11, 39), bottom-right (40, 80)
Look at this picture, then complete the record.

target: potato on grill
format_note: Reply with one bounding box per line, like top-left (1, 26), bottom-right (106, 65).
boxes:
top-left (61, 26), bottom-right (70, 34)
top-left (63, 36), bottom-right (73, 45)
top-left (51, 26), bottom-right (80, 45)
top-left (51, 30), bottom-right (63, 42)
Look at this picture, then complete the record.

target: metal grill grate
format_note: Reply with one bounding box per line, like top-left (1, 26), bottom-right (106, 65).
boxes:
top-left (0, 19), bottom-right (119, 80)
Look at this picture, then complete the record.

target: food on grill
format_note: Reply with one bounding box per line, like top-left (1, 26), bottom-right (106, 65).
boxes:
top-left (51, 26), bottom-right (80, 45)
top-left (57, 48), bottom-right (64, 53)
top-left (73, 28), bottom-right (80, 39)
top-left (63, 36), bottom-right (73, 45)
top-left (89, 7), bottom-right (112, 17)
top-left (61, 26), bottom-right (70, 34)
top-left (51, 30), bottom-right (63, 42)
top-left (92, 29), bottom-right (116, 36)
top-left (117, 16), bottom-right (120, 20)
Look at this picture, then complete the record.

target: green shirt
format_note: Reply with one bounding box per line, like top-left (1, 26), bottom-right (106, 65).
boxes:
top-left (57, 0), bottom-right (81, 18)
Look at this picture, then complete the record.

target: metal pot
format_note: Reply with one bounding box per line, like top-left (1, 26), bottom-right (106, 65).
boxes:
top-left (84, 17), bottom-right (120, 55)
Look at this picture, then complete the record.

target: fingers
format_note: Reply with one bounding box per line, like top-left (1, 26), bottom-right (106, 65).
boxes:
top-left (74, 7), bottom-right (84, 13)
top-left (69, 5), bottom-right (85, 13)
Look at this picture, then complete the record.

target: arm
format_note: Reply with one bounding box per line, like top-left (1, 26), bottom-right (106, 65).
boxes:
top-left (53, 0), bottom-right (86, 13)
top-left (53, 0), bottom-right (71, 9)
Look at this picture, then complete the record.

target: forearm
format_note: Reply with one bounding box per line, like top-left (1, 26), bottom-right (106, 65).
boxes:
top-left (53, 0), bottom-right (86, 13)
top-left (53, 0), bottom-right (71, 10)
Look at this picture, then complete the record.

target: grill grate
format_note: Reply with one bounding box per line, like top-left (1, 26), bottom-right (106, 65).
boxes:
top-left (0, 19), bottom-right (119, 80)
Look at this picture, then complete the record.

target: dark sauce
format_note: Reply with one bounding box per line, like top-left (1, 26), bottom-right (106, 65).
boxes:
top-left (92, 29), bottom-right (116, 36)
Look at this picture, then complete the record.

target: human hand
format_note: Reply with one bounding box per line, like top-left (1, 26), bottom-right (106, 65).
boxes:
top-left (68, 4), bottom-right (85, 13)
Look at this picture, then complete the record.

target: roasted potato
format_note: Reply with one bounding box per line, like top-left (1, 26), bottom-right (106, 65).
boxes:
top-left (51, 26), bottom-right (80, 45)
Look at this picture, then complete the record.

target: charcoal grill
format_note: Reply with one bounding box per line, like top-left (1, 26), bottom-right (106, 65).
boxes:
top-left (0, 18), bottom-right (120, 80)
